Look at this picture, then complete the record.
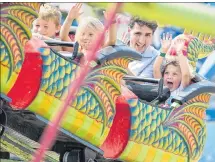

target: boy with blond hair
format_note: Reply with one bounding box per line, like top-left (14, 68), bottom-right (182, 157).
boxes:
top-left (60, 3), bottom-right (117, 55)
top-left (32, 4), bottom-right (63, 51)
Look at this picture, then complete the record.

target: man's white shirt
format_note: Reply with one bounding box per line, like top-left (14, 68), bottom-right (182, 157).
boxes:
top-left (128, 46), bottom-right (159, 78)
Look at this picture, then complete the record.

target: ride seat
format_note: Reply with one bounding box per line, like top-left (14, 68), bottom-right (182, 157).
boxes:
top-left (125, 80), bottom-right (170, 103)
top-left (171, 74), bottom-right (215, 104)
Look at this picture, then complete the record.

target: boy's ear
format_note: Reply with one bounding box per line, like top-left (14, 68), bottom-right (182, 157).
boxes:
top-left (56, 25), bottom-right (61, 33)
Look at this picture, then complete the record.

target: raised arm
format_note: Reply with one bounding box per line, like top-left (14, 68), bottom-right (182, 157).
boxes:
top-left (104, 20), bottom-right (117, 47)
top-left (59, 3), bottom-right (83, 52)
top-left (102, 11), bottom-right (117, 47)
top-left (175, 39), bottom-right (191, 88)
top-left (153, 33), bottom-right (172, 78)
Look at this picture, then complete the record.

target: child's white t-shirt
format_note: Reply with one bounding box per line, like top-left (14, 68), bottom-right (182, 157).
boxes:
top-left (166, 84), bottom-right (184, 105)
top-left (171, 84), bottom-right (184, 96)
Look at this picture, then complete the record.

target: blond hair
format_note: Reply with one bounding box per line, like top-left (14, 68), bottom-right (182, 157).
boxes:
top-left (75, 16), bottom-right (104, 44)
top-left (39, 4), bottom-right (61, 27)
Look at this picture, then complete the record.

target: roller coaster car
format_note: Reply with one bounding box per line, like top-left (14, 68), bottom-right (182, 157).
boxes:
top-left (2, 2), bottom-right (215, 161)
top-left (0, 41), bottom-right (142, 162)
top-left (1, 39), bottom-right (215, 162)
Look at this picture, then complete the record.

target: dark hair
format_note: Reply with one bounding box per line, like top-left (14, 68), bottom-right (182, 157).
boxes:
top-left (161, 60), bottom-right (180, 77)
top-left (129, 16), bottom-right (158, 33)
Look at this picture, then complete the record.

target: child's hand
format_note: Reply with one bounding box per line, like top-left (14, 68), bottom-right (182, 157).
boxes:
top-left (160, 32), bottom-right (172, 53)
top-left (121, 30), bottom-right (130, 45)
top-left (173, 38), bottom-right (186, 55)
top-left (67, 3), bottom-right (83, 21)
top-left (32, 33), bottom-right (43, 40)
top-left (103, 3), bottom-right (122, 23)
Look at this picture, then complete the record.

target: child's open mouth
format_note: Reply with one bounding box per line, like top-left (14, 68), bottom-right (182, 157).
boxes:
top-left (166, 81), bottom-right (173, 89)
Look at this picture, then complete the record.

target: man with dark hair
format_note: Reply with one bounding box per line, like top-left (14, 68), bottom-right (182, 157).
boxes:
top-left (127, 16), bottom-right (160, 78)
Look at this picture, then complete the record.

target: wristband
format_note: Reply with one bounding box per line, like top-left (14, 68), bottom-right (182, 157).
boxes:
top-left (160, 52), bottom-right (166, 58)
